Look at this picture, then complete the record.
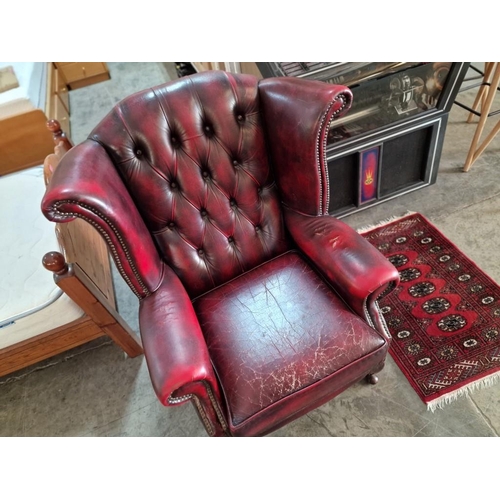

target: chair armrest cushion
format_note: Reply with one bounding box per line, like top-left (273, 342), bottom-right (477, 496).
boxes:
top-left (41, 140), bottom-right (163, 298)
top-left (139, 265), bottom-right (221, 406)
top-left (284, 208), bottom-right (400, 325)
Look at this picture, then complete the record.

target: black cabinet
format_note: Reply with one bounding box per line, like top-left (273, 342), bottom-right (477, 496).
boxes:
top-left (257, 62), bottom-right (469, 217)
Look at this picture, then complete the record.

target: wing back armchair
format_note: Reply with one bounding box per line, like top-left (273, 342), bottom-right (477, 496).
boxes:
top-left (42, 70), bottom-right (399, 436)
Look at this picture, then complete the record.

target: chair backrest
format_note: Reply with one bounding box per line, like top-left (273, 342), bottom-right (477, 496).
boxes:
top-left (86, 71), bottom-right (288, 297)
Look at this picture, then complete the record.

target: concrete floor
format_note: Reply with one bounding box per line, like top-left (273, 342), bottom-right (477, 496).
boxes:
top-left (1, 62), bottom-right (500, 437)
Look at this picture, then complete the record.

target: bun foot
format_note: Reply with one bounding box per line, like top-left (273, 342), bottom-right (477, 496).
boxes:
top-left (366, 374), bottom-right (379, 385)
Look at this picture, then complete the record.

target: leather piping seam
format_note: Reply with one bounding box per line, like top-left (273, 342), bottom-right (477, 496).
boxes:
top-left (363, 299), bottom-right (376, 328)
top-left (377, 280), bottom-right (397, 300)
top-left (167, 393), bottom-right (213, 435)
top-left (203, 381), bottom-right (228, 431)
top-left (365, 283), bottom-right (396, 338)
top-left (191, 395), bottom-right (215, 436)
top-left (168, 393), bottom-right (214, 436)
top-left (371, 282), bottom-right (395, 339)
top-left (167, 394), bottom-right (192, 404)
top-left (322, 97), bottom-right (346, 215)
top-left (167, 383), bottom-right (228, 435)
top-left (316, 95), bottom-right (347, 215)
top-left (51, 200), bottom-right (150, 298)
top-left (374, 301), bottom-right (391, 339)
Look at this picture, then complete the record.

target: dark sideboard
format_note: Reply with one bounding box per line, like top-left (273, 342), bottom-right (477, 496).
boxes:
top-left (257, 62), bottom-right (470, 217)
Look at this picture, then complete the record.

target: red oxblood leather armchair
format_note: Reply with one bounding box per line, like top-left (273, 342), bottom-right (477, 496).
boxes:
top-left (42, 71), bottom-right (399, 436)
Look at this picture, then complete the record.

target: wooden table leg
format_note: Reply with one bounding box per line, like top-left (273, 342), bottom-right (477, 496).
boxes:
top-left (467, 62), bottom-right (495, 123)
top-left (463, 63), bottom-right (500, 172)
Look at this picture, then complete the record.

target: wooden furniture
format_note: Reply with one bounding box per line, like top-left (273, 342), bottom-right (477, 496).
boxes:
top-left (0, 63), bottom-right (69, 176)
top-left (463, 62), bottom-right (500, 172)
top-left (0, 61), bottom-right (109, 176)
top-left (47, 63), bottom-right (70, 136)
top-left (0, 120), bottom-right (142, 378)
top-left (54, 62), bottom-right (110, 90)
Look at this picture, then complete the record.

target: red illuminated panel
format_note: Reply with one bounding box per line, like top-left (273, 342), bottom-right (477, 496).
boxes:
top-left (359, 146), bottom-right (380, 204)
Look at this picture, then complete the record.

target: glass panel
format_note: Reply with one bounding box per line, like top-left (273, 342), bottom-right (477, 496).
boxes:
top-left (328, 63), bottom-right (452, 144)
top-left (302, 62), bottom-right (420, 85)
top-left (276, 62), bottom-right (421, 84)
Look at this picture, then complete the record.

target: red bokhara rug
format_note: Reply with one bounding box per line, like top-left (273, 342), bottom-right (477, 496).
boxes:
top-left (361, 212), bottom-right (500, 410)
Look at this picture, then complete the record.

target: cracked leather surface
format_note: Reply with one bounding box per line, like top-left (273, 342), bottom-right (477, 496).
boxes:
top-left (194, 251), bottom-right (387, 436)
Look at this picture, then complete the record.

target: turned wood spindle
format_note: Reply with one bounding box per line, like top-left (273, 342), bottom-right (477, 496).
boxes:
top-left (42, 251), bottom-right (69, 276)
top-left (43, 119), bottom-right (73, 185)
top-left (46, 119), bottom-right (73, 152)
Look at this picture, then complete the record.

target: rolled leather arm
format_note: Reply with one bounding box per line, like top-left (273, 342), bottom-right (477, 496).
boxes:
top-left (284, 208), bottom-right (400, 336)
top-left (139, 264), bottom-right (228, 436)
top-left (41, 140), bottom-right (163, 299)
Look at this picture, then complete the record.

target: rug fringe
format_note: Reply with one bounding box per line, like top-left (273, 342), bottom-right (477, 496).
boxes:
top-left (356, 211), bottom-right (417, 234)
top-left (426, 371), bottom-right (500, 412)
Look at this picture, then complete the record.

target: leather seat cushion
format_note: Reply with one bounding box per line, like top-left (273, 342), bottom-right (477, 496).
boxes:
top-left (193, 251), bottom-right (388, 436)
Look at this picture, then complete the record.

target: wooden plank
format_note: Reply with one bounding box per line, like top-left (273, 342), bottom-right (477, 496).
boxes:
top-left (0, 109), bottom-right (54, 175)
top-left (240, 62), bottom-right (263, 79)
top-left (0, 65), bottom-right (19, 92)
top-left (464, 63), bottom-right (500, 171)
top-left (43, 120), bottom-right (117, 328)
top-left (68, 72), bottom-right (110, 90)
top-left (54, 66), bottom-right (70, 113)
top-left (51, 261), bottom-right (142, 357)
top-left (192, 62), bottom-right (211, 72)
top-left (58, 62), bottom-right (107, 84)
top-left (0, 319), bottom-right (103, 377)
top-left (53, 93), bottom-right (70, 137)
top-left (192, 62), bottom-right (263, 78)
top-left (55, 220), bottom-right (116, 307)
top-left (46, 62), bottom-right (54, 111)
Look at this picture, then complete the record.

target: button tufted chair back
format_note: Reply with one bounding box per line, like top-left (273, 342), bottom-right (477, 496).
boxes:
top-left (87, 71), bottom-right (287, 298)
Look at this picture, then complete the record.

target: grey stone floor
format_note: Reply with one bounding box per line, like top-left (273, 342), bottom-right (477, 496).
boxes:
top-left (2, 62), bottom-right (500, 437)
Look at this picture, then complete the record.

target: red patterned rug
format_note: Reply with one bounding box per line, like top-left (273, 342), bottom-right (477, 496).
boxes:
top-left (360, 212), bottom-right (500, 410)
